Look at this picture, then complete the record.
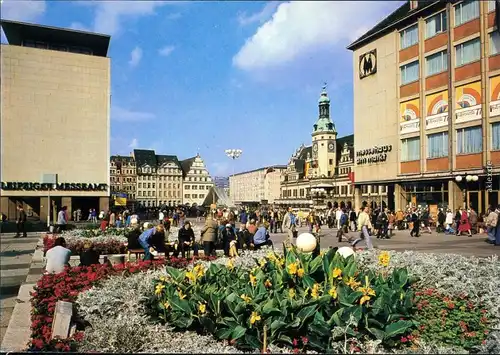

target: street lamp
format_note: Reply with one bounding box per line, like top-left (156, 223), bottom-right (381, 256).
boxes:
top-left (311, 188), bottom-right (326, 209)
top-left (225, 149), bottom-right (243, 208)
top-left (455, 175), bottom-right (479, 209)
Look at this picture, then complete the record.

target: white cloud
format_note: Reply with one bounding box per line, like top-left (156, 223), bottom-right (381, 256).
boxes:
top-left (0, 0), bottom-right (46, 22)
top-left (158, 45), bottom-right (175, 57)
top-left (233, 1), bottom-right (399, 71)
top-left (237, 1), bottom-right (279, 26)
top-left (129, 46), bottom-right (143, 67)
top-left (69, 22), bottom-right (91, 32)
top-left (128, 138), bottom-right (139, 149)
top-left (89, 1), bottom-right (169, 36)
top-left (112, 106), bottom-right (155, 122)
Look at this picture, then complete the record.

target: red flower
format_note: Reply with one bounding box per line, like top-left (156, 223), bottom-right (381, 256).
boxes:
top-left (400, 336), bottom-right (408, 343)
top-left (292, 338), bottom-right (298, 347)
top-left (300, 336), bottom-right (308, 345)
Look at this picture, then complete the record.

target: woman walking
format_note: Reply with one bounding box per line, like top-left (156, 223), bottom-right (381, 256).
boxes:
top-left (456, 208), bottom-right (472, 237)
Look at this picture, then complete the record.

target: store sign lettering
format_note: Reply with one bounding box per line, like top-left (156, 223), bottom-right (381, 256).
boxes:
top-left (355, 145), bottom-right (392, 165)
top-left (455, 105), bottom-right (481, 124)
top-left (425, 113), bottom-right (448, 130)
top-left (0, 182), bottom-right (108, 191)
top-left (490, 100), bottom-right (500, 118)
top-left (400, 120), bottom-right (420, 134)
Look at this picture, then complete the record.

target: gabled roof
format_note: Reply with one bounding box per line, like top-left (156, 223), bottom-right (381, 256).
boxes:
top-left (133, 149), bottom-right (156, 170)
top-left (156, 155), bottom-right (181, 169)
top-left (336, 134), bottom-right (355, 163)
top-left (347, 1), bottom-right (442, 51)
top-left (180, 156), bottom-right (197, 177)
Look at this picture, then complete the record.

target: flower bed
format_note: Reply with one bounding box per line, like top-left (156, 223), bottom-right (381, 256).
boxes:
top-left (28, 256), bottom-right (217, 352)
top-left (72, 249), bottom-right (499, 354)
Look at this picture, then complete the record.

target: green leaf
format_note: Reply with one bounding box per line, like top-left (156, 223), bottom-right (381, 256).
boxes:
top-left (384, 320), bottom-right (413, 339)
top-left (231, 325), bottom-right (247, 340)
top-left (170, 297), bottom-right (192, 314)
top-left (393, 268), bottom-right (409, 289)
top-left (296, 305), bottom-right (317, 325)
top-left (307, 335), bottom-right (326, 351)
top-left (165, 266), bottom-right (181, 282)
top-left (172, 316), bottom-right (193, 328)
top-left (302, 275), bottom-right (316, 289)
top-left (328, 308), bottom-right (344, 327)
top-left (215, 327), bottom-right (233, 340)
top-left (367, 327), bottom-right (385, 340)
top-left (199, 316), bottom-right (216, 333)
top-left (277, 334), bottom-right (293, 345)
top-left (343, 260), bottom-right (357, 278)
top-left (309, 255), bottom-right (324, 274)
top-left (286, 316), bottom-right (301, 329)
top-left (245, 334), bottom-right (262, 349)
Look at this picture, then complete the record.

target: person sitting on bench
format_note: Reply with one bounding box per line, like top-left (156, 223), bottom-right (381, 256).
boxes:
top-left (138, 224), bottom-right (165, 261)
top-left (252, 221), bottom-right (273, 250)
top-left (178, 221), bottom-right (198, 258)
top-left (79, 241), bottom-right (100, 267)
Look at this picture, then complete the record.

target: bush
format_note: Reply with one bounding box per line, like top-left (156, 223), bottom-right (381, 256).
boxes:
top-left (28, 256), bottom-right (217, 352)
top-left (149, 246), bottom-right (416, 352)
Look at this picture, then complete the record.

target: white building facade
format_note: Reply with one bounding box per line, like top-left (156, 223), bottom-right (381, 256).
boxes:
top-left (229, 166), bottom-right (287, 205)
top-left (181, 154), bottom-right (213, 206)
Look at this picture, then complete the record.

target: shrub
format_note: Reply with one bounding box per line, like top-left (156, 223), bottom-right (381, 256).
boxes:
top-left (28, 256), bottom-right (217, 352)
top-left (149, 246), bottom-right (416, 352)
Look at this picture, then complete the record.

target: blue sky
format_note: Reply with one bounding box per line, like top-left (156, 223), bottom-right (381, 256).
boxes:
top-left (1, 0), bottom-right (403, 177)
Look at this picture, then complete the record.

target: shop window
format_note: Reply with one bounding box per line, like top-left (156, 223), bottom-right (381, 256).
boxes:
top-left (426, 50), bottom-right (448, 76)
top-left (490, 32), bottom-right (500, 56)
top-left (454, 0), bottom-right (479, 27)
top-left (371, 185), bottom-right (379, 194)
top-left (457, 126), bottom-right (482, 154)
top-left (361, 185), bottom-right (369, 194)
top-left (488, 0), bottom-right (496, 12)
top-left (455, 38), bottom-right (480, 67)
top-left (425, 11), bottom-right (447, 39)
top-left (401, 137), bottom-right (421, 161)
top-left (492, 122), bottom-right (500, 150)
top-left (428, 132), bottom-right (449, 158)
top-left (400, 60), bottom-right (419, 85)
top-left (400, 24), bottom-right (418, 49)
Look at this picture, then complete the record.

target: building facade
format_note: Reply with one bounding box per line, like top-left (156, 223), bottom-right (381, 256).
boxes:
top-left (181, 154), bottom-right (214, 206)
top-left (132, 150), bottom-right (184, 208)
top-left (348, 0), bottom-right (500, 214)
top-left (275, 86), bottom-right (357, 209)
top-left (0, 20), bottom-right (111, 221)
top-left (229, 166), bottom-right (287, 205)
top-left (110, 156), bottom-right (136, 204)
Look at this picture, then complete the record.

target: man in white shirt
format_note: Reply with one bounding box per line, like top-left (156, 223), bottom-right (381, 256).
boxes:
top-left (45, 237), bottom-right (71, 274)
top-left (351, 206), bottom-right (373, 250)
top-left (335, 207), bottom-right (342, 230)
top-left (57, 206), bottom-right (68, 232)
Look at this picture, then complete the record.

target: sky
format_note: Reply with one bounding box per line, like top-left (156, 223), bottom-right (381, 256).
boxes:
top-left (0, 0), bottom-right (404, 177)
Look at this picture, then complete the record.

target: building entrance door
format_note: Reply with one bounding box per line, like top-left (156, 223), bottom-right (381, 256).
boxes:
top-left (387, 184), bottom-right (395, 211)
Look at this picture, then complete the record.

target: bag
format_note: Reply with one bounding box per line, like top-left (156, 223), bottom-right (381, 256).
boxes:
top-left (293, 230), bottom-right (298, 238)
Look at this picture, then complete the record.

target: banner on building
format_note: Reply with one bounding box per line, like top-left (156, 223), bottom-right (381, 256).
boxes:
top-left (425, 90), bottom-right (449, 130)
top-left (490, 75), bottom-right (500, 117)
top-left (455, 81), bottom-right (482, 124)
top-left (400, 98), bottom-right (420, 134)
top-left (113, 193), bottom-right (127, 206)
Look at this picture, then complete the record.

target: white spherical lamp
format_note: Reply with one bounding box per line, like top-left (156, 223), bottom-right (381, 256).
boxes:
top-left (296, 233), bottom-right (317, 253)
top-left (143, 222), bottom-right (152, 230)
top-left (130, 217), bottom-right (138, 225)
top-left (337, 246), bottom-right (355, 259)
top-left (455, 176), bottom-right (463, 182)
top-left (472, 175), bottom-right (479, 182)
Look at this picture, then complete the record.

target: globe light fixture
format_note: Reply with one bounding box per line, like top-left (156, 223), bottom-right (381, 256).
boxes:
top-left (337, 246), bottom-right (355, 259)
top-left (225, 149), bottom-right (243, 160)
top-left (296, 233), bottom-right (317, 253)
top-left (472, 175), bottom-right (479, 182)
top-left (455, 176), bottom-right (463, 182)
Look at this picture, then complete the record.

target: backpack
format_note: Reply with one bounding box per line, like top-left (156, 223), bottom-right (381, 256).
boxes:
top-left (487, 211), bottom-right (499, 228)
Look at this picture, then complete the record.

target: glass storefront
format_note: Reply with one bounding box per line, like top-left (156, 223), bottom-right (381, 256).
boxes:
top-left (401, 181), bottom-right (449, 209)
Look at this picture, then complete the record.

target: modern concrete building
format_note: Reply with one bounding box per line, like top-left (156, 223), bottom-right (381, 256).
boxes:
top-left (229, 165), bottom-right (287, 206)
top-left (181, 154), bottom-right (213, 206)
top-left (0, 20), bottom-right (111, 221)
top-left (348, 0), bottom-right (500, 214)
top-left (275, 87), bottom-right (356, 209)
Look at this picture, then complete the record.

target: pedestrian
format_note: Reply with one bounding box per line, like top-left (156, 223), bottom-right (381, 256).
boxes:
top-left (200, 217), bottom-right (218, 257)
top-left (178, 221), bottom-right (197, 258)
top-left (282, 208), bottom-right (296, 246)
top-left (457, 208), bottom-right (472, 237)
top-left (15, 205), bottom-right (27, 238)
top-left (352, 206), bottom-right (373, 250)
top-left (56, 206), bottom-right (68, 233)
top-left (485, 207), bottom-right (499, 245)
top-left (138, 224), bottom-right (165, 261)
top-left (409, 208), bottom-right (420, 238)
top-left (437, 208), bottom-right (445, 233)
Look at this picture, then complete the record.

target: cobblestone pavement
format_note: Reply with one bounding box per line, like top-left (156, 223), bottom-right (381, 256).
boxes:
top-left (0, 232), bottom-right (43, 345)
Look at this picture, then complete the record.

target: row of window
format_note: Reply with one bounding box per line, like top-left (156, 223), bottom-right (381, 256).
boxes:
top-left (400, 0), bottom-right (490, 49)
top-left (137, 175), bottom-right (182, 181)
top-left (138, 200), bottom-right (182, 207)
top-left (138, 182), bottom-right (182, 189)
top-left (400, 34), bottom-right (492, 84)
top-left (184, 194), bottom-right (205, 199)
top-left (281, 185), bottom-right (356, 198)
top-left (401, 122), bottom-right (500, 161)
top-left (110, 177), bottom-right (136, 183)
top-left (184, 185), bottom-right (211, 190)
top-left (110, 169), bottom-right (135, 175)
top-left (360, 185), bottom-right (388, 194)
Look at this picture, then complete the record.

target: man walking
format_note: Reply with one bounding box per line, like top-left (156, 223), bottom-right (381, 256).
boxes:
top-left (410, 207), bottom-right (420, 237)
top-left (352, 206), bottom-right (373, 250)
top-left (282, 208), bottom-right (295, 246)
top-left (15, 205), bottom-right (27, 238)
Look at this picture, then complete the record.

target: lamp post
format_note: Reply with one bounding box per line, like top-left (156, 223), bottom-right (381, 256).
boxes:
top-left (455, 175), bottom-right (479, 209)
top-left (225, 148), bottom-right (242, 202)
top-left (311, 188), bottom-right (326, 210)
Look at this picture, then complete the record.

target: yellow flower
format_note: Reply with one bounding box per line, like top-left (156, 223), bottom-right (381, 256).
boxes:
top-left (198, 303), bottom-right (206, 314)
top-left (185, 271), bottom-right (196, 282)
top-left (250, 311), bottom-right (261, 324)
top-left (288, 288), bottom-right (296, 298)
top-left (155, 283), bottom-right (165, 295)
top-left (193, 264), bottom-right (205, 277)
top-left (264, 279), bottom-right (273, 288)
top-left (328, 287), bottom-right (338, 299)
top-left (251, 267), bottom-right (259, 274)
top-left (259, 258), bottom-right (267, 267)
top-left (227, 259), bottom-right (235, 270)
top-left (278, 258), bottom-right (285, 267)
top-left (287, 262), bottom-right (298, 275)
top-left (240, 294), bottom-right (252, 303)
top-left (345, 277), bottom-right (361, 290)
top-left (249, 274), bottom-right (257, 286)
top-left (378, 251), bottom-right (390, 267)
top-left (311, 283), bottom-right (321, 299)
top-left (360, 295), bottom-right (371, 305)
top-left (267, 252), bottom-right (277, 261)
top-left (178, 289), bottom-right (186, 300)
top-left (159, 276), bottom-right (168, 282)
top-left (163, 301), bottom-right (171, 309)
top-left (358, 286), bottom-right (376, 297)
top-left (332, 268), bottom-right (342, 279)
top-left (297, 268), bottom-right (305, 278)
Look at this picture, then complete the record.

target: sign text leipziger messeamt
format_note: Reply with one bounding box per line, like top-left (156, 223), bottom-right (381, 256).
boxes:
top-left (355, 145), bottom-right (392, 165)
top-left (0, 182), bottom-right (108, 191)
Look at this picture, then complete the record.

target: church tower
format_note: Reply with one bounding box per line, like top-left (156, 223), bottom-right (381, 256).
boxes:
top-left (311, 84), bottom-right (337, 178)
